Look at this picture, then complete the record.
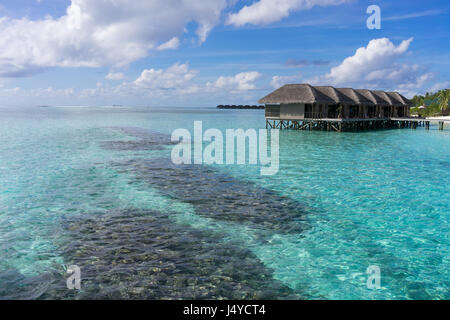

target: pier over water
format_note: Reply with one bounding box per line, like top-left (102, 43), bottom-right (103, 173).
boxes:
top-left (259, 84), bottom-right (449, 132)
top-left (217, 105), bottom-right (265, 109)
top-left (265, 118), bottom-right (449, 132)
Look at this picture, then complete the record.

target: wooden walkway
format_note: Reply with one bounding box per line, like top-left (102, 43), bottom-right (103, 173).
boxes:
top-left (265, 117), bottom-right (448, 132)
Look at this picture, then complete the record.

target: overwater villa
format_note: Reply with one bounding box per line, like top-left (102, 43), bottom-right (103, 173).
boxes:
top-left (259, 84), bottom-right (423, 132)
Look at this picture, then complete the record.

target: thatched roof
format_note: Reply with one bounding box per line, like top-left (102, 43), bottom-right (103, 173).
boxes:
top-left (385, 92), bottom-right (406, 106)
top-left (259, 84), bottom-right (413, 106)
top-left (257, 84), bottom-right (335, 104)
top-left (387, 92), bottom-right (411, 106)
top-left (314, 86), bottom-right (355, 105)
top-left (371, 90), bottom-right (395, 106)
top-left (335, 88), bottom-right (375, 106)
top-left (353, 89), bottom-right (381, 105)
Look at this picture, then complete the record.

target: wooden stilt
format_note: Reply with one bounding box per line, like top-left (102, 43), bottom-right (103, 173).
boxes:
top-left (264, 118), bottom-right (447, 132)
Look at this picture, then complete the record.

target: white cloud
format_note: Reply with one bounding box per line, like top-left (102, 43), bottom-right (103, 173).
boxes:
top-left (324, 38), bottom-right (413, 84)
top-left (157, 37), bottom-right (180, 51)
top-left (178, 84), bottom-right (202, 95)
top-left (395, 71), bottom-right (433, 90)
top-left (106, 72), bottom-right (125, 80)
top-left (0, 0), bottom-right (227, 77)
top-left (209, 71), bottom-right (261, 91)
top-left (429, 81), bottom-right (450, 93)
top-left (308, 38), bottom-right (432, 94)
top-left (134, 65), bottom-right (261, 94)
top-left (226, 0), bottom-right (350, 26)
top-left (73, 71), bottom-right (262, 103)
top-left (52, 66), bottom-right (261, 101)
top-left (0, 86), bottom-right (74, 98)
top-left (32, 87), bottom-right (75, 96)
top-left (0, 86), bottom-right (21, 96)
top-left (134, 63), bottom-right (197, 90)
top-left (0, 68), bottom-right (264, 105)
top-left (270, 74), bottom-right (302, 88)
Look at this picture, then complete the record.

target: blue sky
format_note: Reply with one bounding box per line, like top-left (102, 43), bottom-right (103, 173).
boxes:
top-left (0, 0), bottom-right (449, 107)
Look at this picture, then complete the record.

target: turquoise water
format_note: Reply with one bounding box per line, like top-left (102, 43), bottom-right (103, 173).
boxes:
top-left (0, 106), bottom-right (448, 299)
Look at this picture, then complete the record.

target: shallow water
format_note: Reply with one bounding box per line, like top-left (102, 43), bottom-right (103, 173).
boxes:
top-left (0, 106), bottom-right (448, 300)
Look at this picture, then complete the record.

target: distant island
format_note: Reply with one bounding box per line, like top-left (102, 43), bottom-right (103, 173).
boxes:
top-left (217, 105), bottom-right (265, 109)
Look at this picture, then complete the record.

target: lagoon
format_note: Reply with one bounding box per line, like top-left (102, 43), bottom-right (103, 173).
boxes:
top-left (0, 106), bottom-right (448, 299)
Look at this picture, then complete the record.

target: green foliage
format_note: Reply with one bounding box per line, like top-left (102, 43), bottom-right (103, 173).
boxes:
top-left (411, 88), bottom-right (450, 117)
top-left (411, 95), bottom-right (425, 107)
top-left (437, 89), bottom-right (450, 113)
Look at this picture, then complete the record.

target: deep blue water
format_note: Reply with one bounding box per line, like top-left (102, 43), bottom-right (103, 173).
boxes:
top-left (0, 106), bottom-right (448, 299)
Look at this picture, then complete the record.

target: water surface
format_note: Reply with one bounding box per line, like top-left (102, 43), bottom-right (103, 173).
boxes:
top-left (0, 106), bottom-right (448, 299)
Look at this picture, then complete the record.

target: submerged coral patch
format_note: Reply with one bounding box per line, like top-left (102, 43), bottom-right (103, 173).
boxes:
top-left (115, 159), bottom-right (308, 234)
top-left (46, 209), bottom-right (299, 299)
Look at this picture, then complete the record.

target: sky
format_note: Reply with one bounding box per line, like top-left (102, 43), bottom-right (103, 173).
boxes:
top-left (0, 0), bottom-right (449, 107)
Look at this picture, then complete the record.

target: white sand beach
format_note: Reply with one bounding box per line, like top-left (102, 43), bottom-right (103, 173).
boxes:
top-left (427, 116), bottom-right (450, 120)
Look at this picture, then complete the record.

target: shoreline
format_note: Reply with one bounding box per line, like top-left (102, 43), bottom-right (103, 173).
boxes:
top-left (427, 116), bottom-right (450, 120)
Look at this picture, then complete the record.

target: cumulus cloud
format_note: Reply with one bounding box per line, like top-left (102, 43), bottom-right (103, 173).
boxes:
top-left (226, 0), bottom-right (350, 26)
top-left (106, 72), bottom-right (125, 80)
top-left (308, 38), bottom-right (432, 94)
top-left (323, 38), bottom-right (413, 84)
top-left (133, 65), bottom-right (261, 94)
top-left (76, 65), bottom-right (261, 100)
top-left (208, 71), bottom-right (261, 91)
top-left (0, 0), bottom-right (227, 77)
top-left (72, 69), bottom-right (262, 102)
top-left (270, 74), bottom-right (302, 88)
top-left (134, 63), bottom-right (197, 90)
top-left (0, 67), bottom-right (264, 105)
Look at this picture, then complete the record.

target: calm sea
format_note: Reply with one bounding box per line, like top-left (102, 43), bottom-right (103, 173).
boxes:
top-left (0, 106), bottom-right (448, 299)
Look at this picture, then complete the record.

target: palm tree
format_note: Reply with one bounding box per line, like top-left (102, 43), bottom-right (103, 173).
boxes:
top-left (437, 89), bottom-right (450, 114)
